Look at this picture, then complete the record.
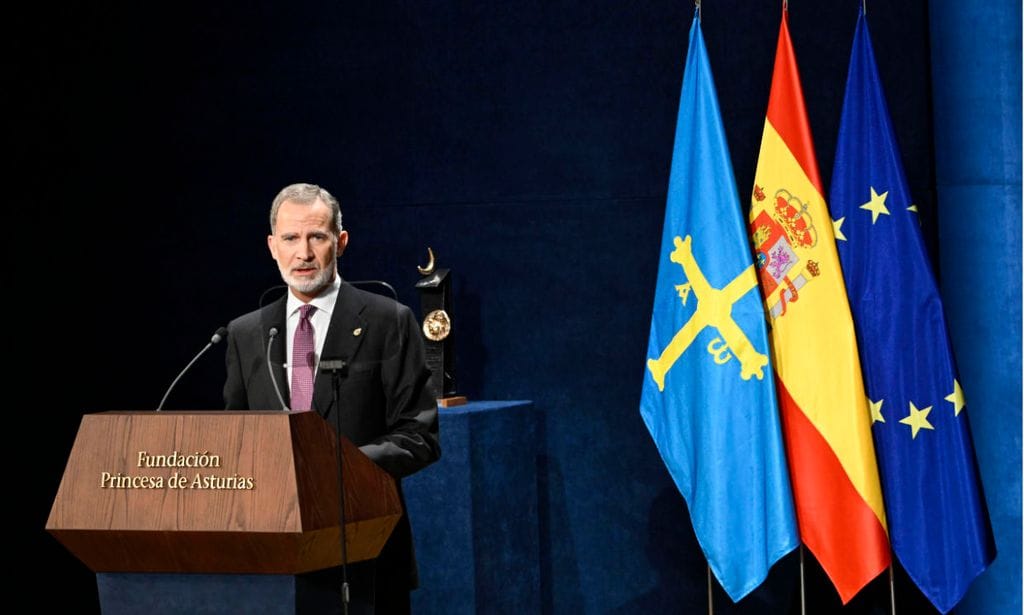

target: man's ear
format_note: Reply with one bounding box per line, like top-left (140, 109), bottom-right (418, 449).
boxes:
top-left (267, 234), bottom-right (277, 260)
top-left (336, 230), bottom-right (350, 256)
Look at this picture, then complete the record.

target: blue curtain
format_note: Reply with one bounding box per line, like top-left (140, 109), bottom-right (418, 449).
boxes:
top-left (929, 2), bottom-right (1022, 613)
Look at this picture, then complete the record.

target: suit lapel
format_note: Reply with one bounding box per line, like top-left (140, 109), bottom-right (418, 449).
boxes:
top-left (313, 284), bottom-right (368, 413)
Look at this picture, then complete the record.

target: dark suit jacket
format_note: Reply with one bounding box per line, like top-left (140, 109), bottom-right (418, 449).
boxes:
top-left (223, 282), bottom-right (440, 589)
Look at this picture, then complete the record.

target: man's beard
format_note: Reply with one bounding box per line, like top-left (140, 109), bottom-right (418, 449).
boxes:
top-left (279, 256), bottom-right (336, 296)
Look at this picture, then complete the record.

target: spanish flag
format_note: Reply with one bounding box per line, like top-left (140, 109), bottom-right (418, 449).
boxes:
top-left (748, 11), bottom-right (889, 603)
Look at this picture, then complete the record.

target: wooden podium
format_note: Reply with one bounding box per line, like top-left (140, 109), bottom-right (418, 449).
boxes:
top-left (46, 410), bottom-right (402, 612)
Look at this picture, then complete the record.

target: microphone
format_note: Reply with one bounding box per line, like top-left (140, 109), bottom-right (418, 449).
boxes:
top-left (319, 357), bottom-right (348, 374)
top-left (318, 352), bottom-right (351, 613)
top-left (157, 327), bottom-right (228, 411)
top-left (318, 356), bottom-right (348, 422)
top-left (267, 327), bottom-right (291, 411)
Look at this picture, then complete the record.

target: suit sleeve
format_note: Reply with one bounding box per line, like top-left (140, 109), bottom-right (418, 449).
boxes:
top-left (223, 322), bottom-right (249, 410)
top-left (358, 305), bottom-right (441, 478)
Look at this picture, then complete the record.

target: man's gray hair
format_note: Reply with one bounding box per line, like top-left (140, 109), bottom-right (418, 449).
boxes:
top-left (269, 183), bottom-right (343, 233)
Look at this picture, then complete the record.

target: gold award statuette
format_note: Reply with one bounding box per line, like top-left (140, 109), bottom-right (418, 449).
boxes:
top-left (416, 247), bottom-right (466, 407)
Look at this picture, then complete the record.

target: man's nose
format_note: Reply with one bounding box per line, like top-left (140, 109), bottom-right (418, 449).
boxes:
top-left (295, 240), bottom-right (314, 259)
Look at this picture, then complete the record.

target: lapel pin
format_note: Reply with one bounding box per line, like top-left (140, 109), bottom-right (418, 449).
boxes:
top-left (353, 327), bottom-right (363, 337)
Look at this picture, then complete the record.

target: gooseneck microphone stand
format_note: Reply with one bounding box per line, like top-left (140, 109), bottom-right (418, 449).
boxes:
top-left (319, 358), bottom-right (350, 615)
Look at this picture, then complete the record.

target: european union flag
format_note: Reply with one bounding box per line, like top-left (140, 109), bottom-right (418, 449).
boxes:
top-left (639, 14), bottom-right (797, 601)
top-left (829, 10), bottom-right (996, 613)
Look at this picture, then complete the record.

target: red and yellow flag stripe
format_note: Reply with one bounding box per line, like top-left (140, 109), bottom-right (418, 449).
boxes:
top-left (750, 13), bottom-right (890, 603)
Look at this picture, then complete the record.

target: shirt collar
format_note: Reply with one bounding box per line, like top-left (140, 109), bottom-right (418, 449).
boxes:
top-left (286, 274), bottom-right (341, 320)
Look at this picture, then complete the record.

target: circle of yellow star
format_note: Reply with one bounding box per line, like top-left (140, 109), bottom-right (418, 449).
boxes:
top-left (869, 398), bottom-right (885, 424)
top-left (833, 217), bottom-right (847, 242)
top-left (899, 401), bottom-right (935, 439)
top-left (945, 379), bottom-right (966, 417)
top-left (860, 186), bottom-right (891, 224)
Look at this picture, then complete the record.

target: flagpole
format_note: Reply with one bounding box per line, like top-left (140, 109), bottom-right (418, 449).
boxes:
top-left (799, 546), bottom-right (806, 615)
top-left (889, 564), bottom-right (896, 615)
top-left (706, 564), bottom-right (714, 615)
top-left (696, 9), bottom-right (707, 613)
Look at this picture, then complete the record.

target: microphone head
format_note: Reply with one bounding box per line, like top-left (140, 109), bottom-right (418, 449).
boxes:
top-left (269, 326), bottom-right (279, 337)
top-left (211, 327), bottom-right (228, 344)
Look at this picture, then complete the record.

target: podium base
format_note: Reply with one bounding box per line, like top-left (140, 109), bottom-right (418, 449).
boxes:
top-left (97, 569), bottom-right (355, 615)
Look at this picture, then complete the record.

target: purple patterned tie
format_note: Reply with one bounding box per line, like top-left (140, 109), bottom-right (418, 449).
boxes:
top-left (290, 304), bottom-right (317, 411)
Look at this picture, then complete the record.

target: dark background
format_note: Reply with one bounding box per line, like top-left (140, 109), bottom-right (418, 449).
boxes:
top-left (15, 2), bottom-right (1010, 613)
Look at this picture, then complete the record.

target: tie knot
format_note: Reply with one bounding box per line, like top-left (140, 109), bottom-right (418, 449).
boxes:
top-left (299, 304), bottom-right (317, 320)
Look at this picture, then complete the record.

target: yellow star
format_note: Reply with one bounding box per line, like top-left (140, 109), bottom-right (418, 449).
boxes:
top-left (833, 217), bottom-right (847, 242)
top-left (945, 379), bottom-right (966, 417)
top-left (860, 186), bottom-right (891, 224)
top-left (907, 204), bottom-right (922, 226)
top-left (869, 398), bottom-right (885, 424)
top-left (899, 401), bottom-right (935, 439)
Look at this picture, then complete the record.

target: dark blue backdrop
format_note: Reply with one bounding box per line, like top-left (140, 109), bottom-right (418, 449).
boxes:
top-left (18, 2), bottom-right (1019, 613)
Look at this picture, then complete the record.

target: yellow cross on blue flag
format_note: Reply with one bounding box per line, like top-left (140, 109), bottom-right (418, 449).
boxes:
top-left (829, 9), bottom-right (996, 613)
top-left (639, 13), bottom-right (798, 601)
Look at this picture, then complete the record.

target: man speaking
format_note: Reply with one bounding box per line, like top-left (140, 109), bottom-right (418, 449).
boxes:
top-left (223, 182), bottom-right (440, 614)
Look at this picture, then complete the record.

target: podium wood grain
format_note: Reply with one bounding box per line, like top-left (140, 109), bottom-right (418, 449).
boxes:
top-left (47, 411), bottom-right (401, 574)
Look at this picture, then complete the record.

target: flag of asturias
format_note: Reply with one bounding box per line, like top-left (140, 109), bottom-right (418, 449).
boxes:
top-left (640, 13), bottom-right (798, 602)
top-left (829, 10), bottom-right (996, 613)
top-left (747, 10), bottom-right (890, 603)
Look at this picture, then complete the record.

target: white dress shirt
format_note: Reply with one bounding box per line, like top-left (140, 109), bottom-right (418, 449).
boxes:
top-left (284, 274), bottom-right (341, 396)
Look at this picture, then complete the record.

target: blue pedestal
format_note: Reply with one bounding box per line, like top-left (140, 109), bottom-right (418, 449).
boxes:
top-left (404, 400), bottom-right (540, 615)
top-left (97, 569), bottom-right (345, 614)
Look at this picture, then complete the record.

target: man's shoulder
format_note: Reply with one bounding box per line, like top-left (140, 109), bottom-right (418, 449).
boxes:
top-left (342, 284), bottom-right (414, 318)
top-left (228, 308), bottom-right (262, 328)
top-left (227, 300), bottom-right (280, 332)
